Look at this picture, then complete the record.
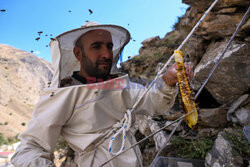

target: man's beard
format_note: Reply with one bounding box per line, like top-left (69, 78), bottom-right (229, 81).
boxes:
top-left (81, 52), bottom-right (113, 79)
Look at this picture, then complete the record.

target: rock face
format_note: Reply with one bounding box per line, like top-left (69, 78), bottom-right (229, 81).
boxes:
top-left (192, 40), bottom-right (249, 104)
top-left (198, 106), bottom-right (228, 128)
top-left (121, 0), bottom-right (250, 166)
top-left (227, 94), bottom-right (250, 125)
top-left (0, 44), bottom-right (53, 137)
top-left (122, 0), bottom-right (250, 107)
top-left (205, 130), bottom-right (244, 167)
top-left (123, 1), bottom-right (250, 106)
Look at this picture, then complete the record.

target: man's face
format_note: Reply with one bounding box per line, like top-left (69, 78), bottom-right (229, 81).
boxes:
top-left (76, 29), bottom-right (113, 79)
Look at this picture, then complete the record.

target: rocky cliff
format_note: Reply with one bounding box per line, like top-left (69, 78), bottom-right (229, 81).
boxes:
top-left (122, 0), bottom-right (249, 105)
top-left (122, 0), bottom-right (250, 166)
top-left (0, 44), bottom-right (53, 137)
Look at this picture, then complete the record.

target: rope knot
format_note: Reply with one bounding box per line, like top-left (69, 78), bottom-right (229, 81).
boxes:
top-left (108, 109), bottom-right (132, 156)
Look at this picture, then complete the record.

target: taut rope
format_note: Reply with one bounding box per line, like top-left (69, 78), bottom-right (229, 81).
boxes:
top-left (150, 5), bottom-right (250, 166)
top-left (102, 0), bottom-right (220, 166)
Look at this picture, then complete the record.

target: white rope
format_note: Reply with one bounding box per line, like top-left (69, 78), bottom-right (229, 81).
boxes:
top-left (103, 0), bottom-right (219, 163)
top-left (150, 6), bottom-right (250, 165)
top-left (108, 109), bottom-right (132, 156)
top-left (131, 0), bottom-right (220, 112)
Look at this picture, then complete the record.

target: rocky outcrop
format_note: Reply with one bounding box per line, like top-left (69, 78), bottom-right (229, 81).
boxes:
top-left (192, 39), bottom-right (249, 104)
top-left (198, 106), bottom-right (228, 128)
top-left (121, 0), bottom-right (250, 166)
top-left (122, 0), bottom-right (250, 106)
top-left (205, 129), bottom-right (245, 167)
top-left (0, 44), bottom-right (53, 137)
top-left (227, 94), bottom-right (250, 125)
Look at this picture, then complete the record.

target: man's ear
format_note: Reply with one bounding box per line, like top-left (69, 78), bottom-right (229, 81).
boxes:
top-left (73, 46), bottom-right (82, 61)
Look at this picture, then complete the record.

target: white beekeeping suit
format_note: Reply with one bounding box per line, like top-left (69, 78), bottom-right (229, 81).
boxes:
top-left (11, 22), bottom-right (178, 167)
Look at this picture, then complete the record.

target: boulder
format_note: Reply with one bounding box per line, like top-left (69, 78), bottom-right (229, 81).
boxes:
top-left (205, 131), bottom-right (244, 167)
top-left (227, 94), bottom-right (249, 123)
top-left (192, 39), bottom-right (250, 104)
top-left (148, 118), bottom-right (169, 151)
top-left (195, 14), bottom-right (245, 40)
top-left (182, 35), bottom-right (207, 67)
top-left (198, 106), bottom-right (228, 128)
top-left (141, 36), bottom-right (160, 46)
top-left (235, 107), bottom-right (250, 126)
top-left (227, 94), bottom-right (250, 126)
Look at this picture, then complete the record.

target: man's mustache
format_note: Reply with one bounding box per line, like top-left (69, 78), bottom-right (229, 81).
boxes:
top-left (96, 59), bottom-right (112, 65)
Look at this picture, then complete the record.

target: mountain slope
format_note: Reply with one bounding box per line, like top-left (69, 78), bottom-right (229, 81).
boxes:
top-left (0, 44), bottom-right (53, 137)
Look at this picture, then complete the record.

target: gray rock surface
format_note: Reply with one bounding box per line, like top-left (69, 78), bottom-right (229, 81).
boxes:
top-left (227, 94), bottom-right (249, 124)
top-left (148, 118), bottom-right (169, 151)
top-left (198, 106), bottom-right (227, 128)
top-left (205, 131), bottom-right (243, 167)
top-left (235, 107), bottom-right (250, 126)
top-left (192, 40), bottom-right (249, 104)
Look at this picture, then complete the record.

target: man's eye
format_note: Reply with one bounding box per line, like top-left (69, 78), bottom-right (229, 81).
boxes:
top-left (107, 43), bottom-right (113, 50)
top-left (92, 44), bottom-right (101, 49)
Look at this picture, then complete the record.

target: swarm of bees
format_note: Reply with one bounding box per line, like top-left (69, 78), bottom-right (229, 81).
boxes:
top-left (27, 8), bottom-right (95, 52)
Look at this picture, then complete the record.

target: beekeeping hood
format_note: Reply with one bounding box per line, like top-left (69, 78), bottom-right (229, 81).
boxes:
top-left (49, 22), bottom-right (130, 88)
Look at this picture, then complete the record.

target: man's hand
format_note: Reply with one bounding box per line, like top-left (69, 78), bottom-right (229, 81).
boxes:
top-left (163, 63), bottom-right (194, 87)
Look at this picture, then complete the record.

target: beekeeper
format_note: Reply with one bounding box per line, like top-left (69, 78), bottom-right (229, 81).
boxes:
top-left (11, 22), bottom-right (193, 167)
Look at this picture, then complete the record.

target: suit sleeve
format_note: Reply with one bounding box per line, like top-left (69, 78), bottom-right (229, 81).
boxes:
top-left (131, 75), bottom-right (178, 116)
top-left (11, 88), bottom-right (77, 167)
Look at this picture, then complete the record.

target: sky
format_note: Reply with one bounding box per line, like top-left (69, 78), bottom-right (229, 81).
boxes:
top-left (0, 0), bottom-right (188, 64)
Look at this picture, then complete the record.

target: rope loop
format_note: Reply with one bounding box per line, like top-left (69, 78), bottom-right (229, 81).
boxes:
top-left (108, 109), bottom-right (132, 156)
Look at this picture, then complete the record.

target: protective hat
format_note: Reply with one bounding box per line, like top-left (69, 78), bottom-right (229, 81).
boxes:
top-left (49, 22), bottom-right (131, 88)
